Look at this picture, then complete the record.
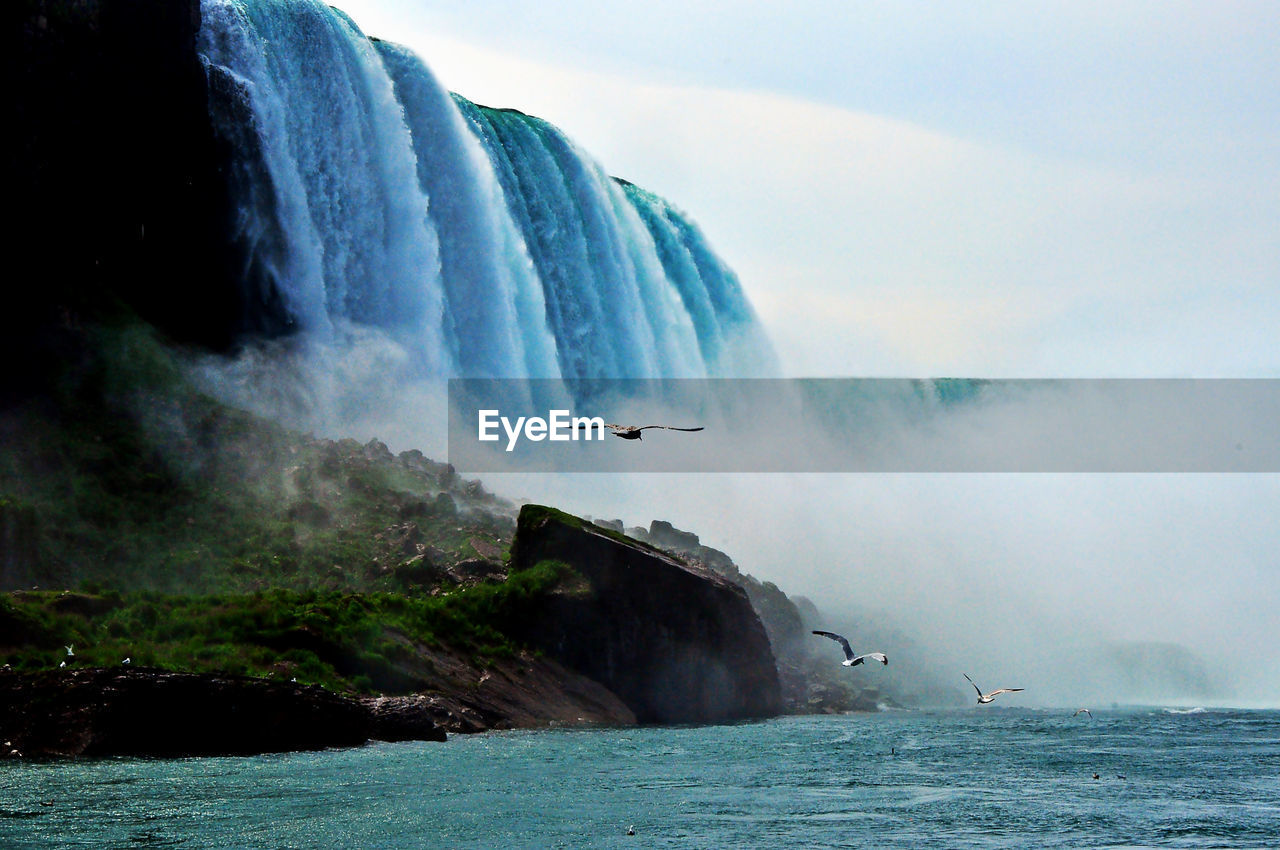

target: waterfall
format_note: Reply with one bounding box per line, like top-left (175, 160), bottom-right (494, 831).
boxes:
top-left (197, 0), bottom-right (777, 382)
top-left (374, 40), bottom-right (561, 380)
top-left (199, 0), bottom-right (449, 373)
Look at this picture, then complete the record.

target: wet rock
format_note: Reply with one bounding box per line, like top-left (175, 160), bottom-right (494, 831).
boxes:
top-left (510, 505), bottom-right (781, 724)
top-left (362, 695), bottom-right (447, 742)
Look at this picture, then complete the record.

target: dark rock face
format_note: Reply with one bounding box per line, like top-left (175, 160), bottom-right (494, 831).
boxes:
top-left (647, 519), bottom-right (701, 551)
top-left (397, 650), bottom-right (637, 735)
top-left (0, 667), bottom-right (444, 758)
top-left (362, 695), bottom-right (449, 743)
top-left (0, 501), bottom-right (41, 591)
top-left (7, 0), bottom-right (280, 386)
top-left (640, 518), bottom-right (816, 712)
top-left (510, 506), bottom-right (781, 724)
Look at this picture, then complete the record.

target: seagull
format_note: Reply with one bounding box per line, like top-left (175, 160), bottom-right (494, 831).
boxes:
top-left (65, 645), bottom-right (74, 657)
top-left (582, 423), bottom-right (704, 441)
top-left (964, 673), bottom-right (1023, 705)
top-left (122, 657), bottom-right (131, 665)
top-left (812, 630), bottom-right (888, 667)
top-left (1073, 708), bottom-right (1093, 719)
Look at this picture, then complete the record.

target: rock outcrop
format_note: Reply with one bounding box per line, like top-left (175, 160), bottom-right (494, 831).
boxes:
top-left (636, 518), bottom-right (906, 714)
top-left (392, 649), bottom-right (637, 735)
top-left (509, 505), bottom-right (781, 724)
top-left (10, 0), bottom-right (252, 365)
top-left (0, 667), bottom-right (444, 758)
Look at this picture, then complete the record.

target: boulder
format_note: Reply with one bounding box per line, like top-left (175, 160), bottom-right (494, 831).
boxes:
top-left (509, 505), bottom-right (781, 724)
top-left (647, 519), bottom-right (700, 551)
top-left (362, 695), bottom-right (447, 742)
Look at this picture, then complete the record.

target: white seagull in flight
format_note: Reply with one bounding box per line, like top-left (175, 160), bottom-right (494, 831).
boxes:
top-left (812, 630), bottom-right (888, 667)
top-left (1073, 708), bottom-right (1092, 719)
top-left (964, 673), bottom-right (1024, 705)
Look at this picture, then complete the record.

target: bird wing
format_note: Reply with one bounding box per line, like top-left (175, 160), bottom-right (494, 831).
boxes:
top-left (812, 630), bottom-right (855, 661)
top-left (855, 652), bottom-right (889, 666)
top-left (963, 673), bottom-right (983, 697)
top-left (635, 425), bottom-right (704, 432)
top-left (988, 688), bottom-right (1024, 697)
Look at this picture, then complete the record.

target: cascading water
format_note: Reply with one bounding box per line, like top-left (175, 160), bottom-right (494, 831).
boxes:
top-left (199, 0), bottom-right (450, 374)
top-left (453, 100), bottom-right (697, 380)
top-left (197, 0), bottom-right (777, 382)
top-left (374, 40), bottom-right (560, 380)
top-left (618, 180), bottom-right (779, 378)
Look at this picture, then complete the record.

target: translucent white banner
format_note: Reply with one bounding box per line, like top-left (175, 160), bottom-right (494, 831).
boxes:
top-left (447, 379), bottom-right (1280, 473)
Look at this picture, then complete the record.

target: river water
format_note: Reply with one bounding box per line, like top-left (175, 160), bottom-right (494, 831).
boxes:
top-left (3, 707), bottom-right (1278, 848)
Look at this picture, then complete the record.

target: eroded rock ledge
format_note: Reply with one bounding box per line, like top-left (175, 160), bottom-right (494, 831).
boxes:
top-left (0, 667), bottom-right (444, 759)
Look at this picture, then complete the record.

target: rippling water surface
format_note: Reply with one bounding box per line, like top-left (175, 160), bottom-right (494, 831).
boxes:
top-left (3, 707), bottom-right (1278, 848)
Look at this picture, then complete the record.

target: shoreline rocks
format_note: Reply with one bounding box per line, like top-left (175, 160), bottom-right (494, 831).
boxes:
top-left (0, 667), bottom-right (443, 759)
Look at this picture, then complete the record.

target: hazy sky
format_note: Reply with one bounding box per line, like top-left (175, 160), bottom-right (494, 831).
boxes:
top-left (244, 2), bottom-right (1280, 705)
top-left (342, 0), bottom-right (1280, 378)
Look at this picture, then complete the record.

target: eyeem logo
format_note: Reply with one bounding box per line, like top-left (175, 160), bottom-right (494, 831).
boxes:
top-left (478, 409), bottom-right (605, 452)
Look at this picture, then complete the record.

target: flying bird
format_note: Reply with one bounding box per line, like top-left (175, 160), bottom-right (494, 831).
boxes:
top-left (1073, 708), bottom-right (1093, 719)
top-left (581, 423), bottom-right (704, 441)
top-left (812, 630), bottom-right (888, 667)
top-left (64, 645), bottom-right (74, 657)
top-left (964, 673), bottom-right (1023, 705)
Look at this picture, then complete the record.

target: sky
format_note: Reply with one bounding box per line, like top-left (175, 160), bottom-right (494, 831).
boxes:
top-left (340, 0), bottom-right (1280, 379)
top-left (237, 1), bottom-right (1280, 706)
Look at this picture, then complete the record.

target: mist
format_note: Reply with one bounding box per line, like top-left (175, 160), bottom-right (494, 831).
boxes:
top-left (190, 338), bottom-right (1280, 709)
top-left (462, 378), bottom-right (1280, 709)
top-left (495, 471), bottom-right (1280, 709)
top-left (188, 327), bottom-right (452, 461)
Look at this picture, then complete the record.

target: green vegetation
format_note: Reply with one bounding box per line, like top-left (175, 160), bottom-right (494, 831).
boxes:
top-left (1, 323), bottom-right (513, 595)
top-left (0, 319), bottom-right (561, 693)
top-left (0, 559), bottom-right (579, 693)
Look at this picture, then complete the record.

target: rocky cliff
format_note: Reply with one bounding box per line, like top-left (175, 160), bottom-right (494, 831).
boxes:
top-left (631, 518), bottom-right (898, 713)
top-left (8, 0), bottom-right (259, 382)
top-left (510, 506), bottom-right (781, 724)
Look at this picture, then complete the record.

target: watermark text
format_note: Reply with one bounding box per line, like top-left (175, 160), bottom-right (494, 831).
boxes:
top-left (477, 409), bottom-right (605, 451)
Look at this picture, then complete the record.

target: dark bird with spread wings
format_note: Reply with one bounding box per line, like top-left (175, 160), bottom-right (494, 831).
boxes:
top-left (587, 423), bottom-right (705, 441)
top-left (964, 673), bottom-right (1024, 705)
top-left (812, 630), bottom-right (888, 667)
